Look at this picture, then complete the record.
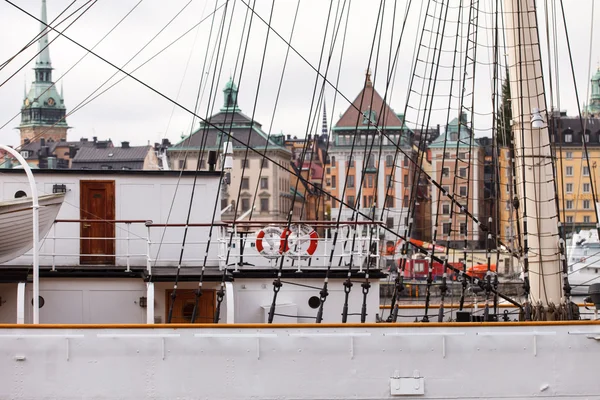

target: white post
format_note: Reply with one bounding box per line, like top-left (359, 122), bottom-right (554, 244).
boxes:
top-left (146, 282), bottom-right (155, 324)
top-left (0, 144), bottom-right (40, 323)
top-left (504, 0), bottom-right (562, 304)
top-left (16, 282), bottom-right (26, 324)
top-left (225, 281), bottom-right (235, 323)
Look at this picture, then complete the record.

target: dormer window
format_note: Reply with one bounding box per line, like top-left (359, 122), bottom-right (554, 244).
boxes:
top-left (20, 151), bottom-right (29, 158)
top-left (362, 110), bottom-right (376, 125)
top-left (564, 133), bottom-right (572, 142)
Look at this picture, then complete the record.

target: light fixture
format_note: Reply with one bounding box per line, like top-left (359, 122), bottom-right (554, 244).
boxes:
top-left (222, 141), bottom-right (233, 170)
top-left (52, 184), bottom-right (67, 194)
top-left (531, 107), bottom-right (544, 128)
top-left (139, 296), bottom-right (147, 308)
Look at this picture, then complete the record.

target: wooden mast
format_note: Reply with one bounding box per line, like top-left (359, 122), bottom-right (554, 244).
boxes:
top-left (504, 0), bottom-right (563, 305)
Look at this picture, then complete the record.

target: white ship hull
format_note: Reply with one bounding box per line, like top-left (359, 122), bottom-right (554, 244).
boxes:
top-left (1, 322), bottom-right (599, 399)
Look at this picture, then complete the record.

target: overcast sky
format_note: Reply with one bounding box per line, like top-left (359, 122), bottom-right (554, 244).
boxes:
top-left (0, 0), bottom-right (598, 148)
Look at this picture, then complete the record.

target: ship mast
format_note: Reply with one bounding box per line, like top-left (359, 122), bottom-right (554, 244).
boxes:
top-left (504, 0), bottom-right (563, 305)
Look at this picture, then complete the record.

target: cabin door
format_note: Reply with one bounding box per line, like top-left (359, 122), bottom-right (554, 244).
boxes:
top-left (80, 180), bottom-right (116, 265)
top-left (165, 289), bottom-right (216, 323)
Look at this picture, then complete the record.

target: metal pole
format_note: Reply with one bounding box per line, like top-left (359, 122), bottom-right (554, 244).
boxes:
top-left (0, 144), bottom-right (40, 323)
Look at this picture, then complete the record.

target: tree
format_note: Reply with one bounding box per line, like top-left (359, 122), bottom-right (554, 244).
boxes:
top-left (496, 68), bottom-right (513, 145)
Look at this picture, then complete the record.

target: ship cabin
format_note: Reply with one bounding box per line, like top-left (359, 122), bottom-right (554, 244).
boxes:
top-left (0, 169), bottom-right (384, 325)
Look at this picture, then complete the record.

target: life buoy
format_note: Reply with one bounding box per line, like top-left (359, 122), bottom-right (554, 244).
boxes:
top-left (280, 224), bottom-right (319, 259)
top-left (255, 226), bottom-right (284, 259)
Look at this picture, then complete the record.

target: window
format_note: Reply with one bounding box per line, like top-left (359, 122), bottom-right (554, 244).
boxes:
top-left (585, 134), bottom-right (590, 143)
top-left (459, 168), bottom-right (466, 178)
top-left (241, 198), bottom-right (250, 211)
top-left (261, 159), bottom-right (269, 169)
top-left (566, 166), bottom-right (573, 176)
top-left (386, 217), bottom-right (394, 229)
top-left (583, 183), bottom-right (591, 193)
top-left (442, 186), bottom-right (450, 194)
top-left (347, 196), bottom-right (355, 208)
top-left (584, 216), bottom-right (591, 223)
top-left (443, 223), bottom-right (451, 235)
top-left (460, 186), bottom-right (467, 197)
top-left (404, 174), bottom-right (409, 187)
top-left (566, 200), bottom-right (573, 209)
top-left (221, 198), bottom-right (229, 210)
top-left (564, 133), bottom-right (572, 142)
top-left (101, 165), bottom-right (112, 170)
top-left (583, 166), bottom-right (590, 176)
top-left (459, 152), bottom-right (467, 160)
top-left (332, 175), bottom-right (337, 188)
top-left (386, 155), bottom-right (394, 167)
top-left (241, 177), bottom-right (250, 190)
top-left (331, 156), bottom-right (336, 166)
top-left (460, 223), bottom-right (467, 236)
top-left (367, 175), bottom-right (374, 188)
top-left (260, 177), bottom-right (269, 189)
top-left (442, 167), bottom-right (449, 177)
top-left (386, 175), bottom-right (393, 187)
top-left (348, 175), bottom-right (355, 188)
top-left (584, 200), bottom-right (591, 209)
top-left (385, 195), bottom-right (394, 208)
top-left (178, 159), bottom-right (186, 170)
top-left (566, 183), bottom-right (573, 193)
top-left (403, 195), bottom-right (409, 207)
top-left (566, 152), bottom-right (573, 160)
top-left (260, 198), bottom-right (269, 212)
top-left (566, 216), bottom-right (574, 223)
top-left (241, 159), bottom-right (249, 168)
top-left (442, 204), bottom-right (450, 214)
top-left (404, 157), bottom-right (409, 167)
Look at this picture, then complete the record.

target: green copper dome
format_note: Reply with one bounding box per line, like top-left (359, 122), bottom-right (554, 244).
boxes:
top-left (221, 77), bottom-right (240, 112)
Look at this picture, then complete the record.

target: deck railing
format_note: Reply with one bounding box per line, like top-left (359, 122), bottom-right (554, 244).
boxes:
top-left (9, 219), bottom-right (386, 273)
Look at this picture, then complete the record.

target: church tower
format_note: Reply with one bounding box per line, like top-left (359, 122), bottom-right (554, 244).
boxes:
top-left (586, 68), bottom-right (600, 117)
top-left (19, 0), bottom-right (68, 145)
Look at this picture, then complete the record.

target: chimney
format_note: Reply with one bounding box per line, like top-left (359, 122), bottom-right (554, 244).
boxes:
top-left (80, 137), bottom-right (88, 142)
top-left (93, 136), bottom-right (98, 143)
top-left (69, 145), bottom-right (78, 159)
top-left (208, 151), bottom-right (217, 171)
top-left (40, 138), bottom-right (46, 147)
top-left (287, 135), bottom-right (291, 140)
top-left (47, 156), bottom-right (57, 169)
top-left (121, 141), bottom-right (130, 149)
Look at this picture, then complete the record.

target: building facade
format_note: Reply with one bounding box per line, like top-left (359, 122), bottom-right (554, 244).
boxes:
top-left (324, 72), bottom-right (413, 245)
top-left (428, 113), bottom-right (486, 249)
top-left (167, 79), bottom-right (292, 222)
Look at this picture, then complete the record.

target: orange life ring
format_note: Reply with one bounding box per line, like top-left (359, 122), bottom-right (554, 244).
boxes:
top-left (255, 226), bottom-right (284, 259)
top-left (280, 224), bottom-right (319, 259)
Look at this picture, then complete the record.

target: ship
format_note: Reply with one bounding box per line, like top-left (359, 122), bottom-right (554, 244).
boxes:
top-left (0, 0), bottom-right (599, 399)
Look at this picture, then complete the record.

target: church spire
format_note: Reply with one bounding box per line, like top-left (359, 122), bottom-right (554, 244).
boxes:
top-left (19, 0), bottom-right (69, 145)
top-left (36, 0), bottom-right (52, 73)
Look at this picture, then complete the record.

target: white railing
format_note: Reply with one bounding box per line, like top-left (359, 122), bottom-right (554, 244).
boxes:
top-left (9, 219), bottom-right (386, 272)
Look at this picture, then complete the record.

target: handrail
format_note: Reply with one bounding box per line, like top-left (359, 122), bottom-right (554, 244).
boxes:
top-left (55, 219), bottom-right (150, 224)
top-left (221, 220), bottom-right (384, 226)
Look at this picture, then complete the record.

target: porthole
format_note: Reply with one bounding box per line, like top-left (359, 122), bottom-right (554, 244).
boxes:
top-left (31, 296), bottom-right (45, 308)
top-left (15, 190), bottom-right (27, 198)
top-left (308, 296), bottom-right (321, 309)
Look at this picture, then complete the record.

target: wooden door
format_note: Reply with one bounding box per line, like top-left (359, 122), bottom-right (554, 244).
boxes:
top-left (80, 180), bottom-right (116, 265)
top-left (165, 289), bottom-right (216, 323)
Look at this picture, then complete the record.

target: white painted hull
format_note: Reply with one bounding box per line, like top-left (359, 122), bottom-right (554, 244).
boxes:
top-left (1, 322), bottom-right (599, 399)
top-left (0, 193), bottom-right (64, 264)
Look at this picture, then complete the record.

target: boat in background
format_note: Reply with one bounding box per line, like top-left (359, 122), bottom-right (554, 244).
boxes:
top-left (0, 193), bottom-right (64, 264)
